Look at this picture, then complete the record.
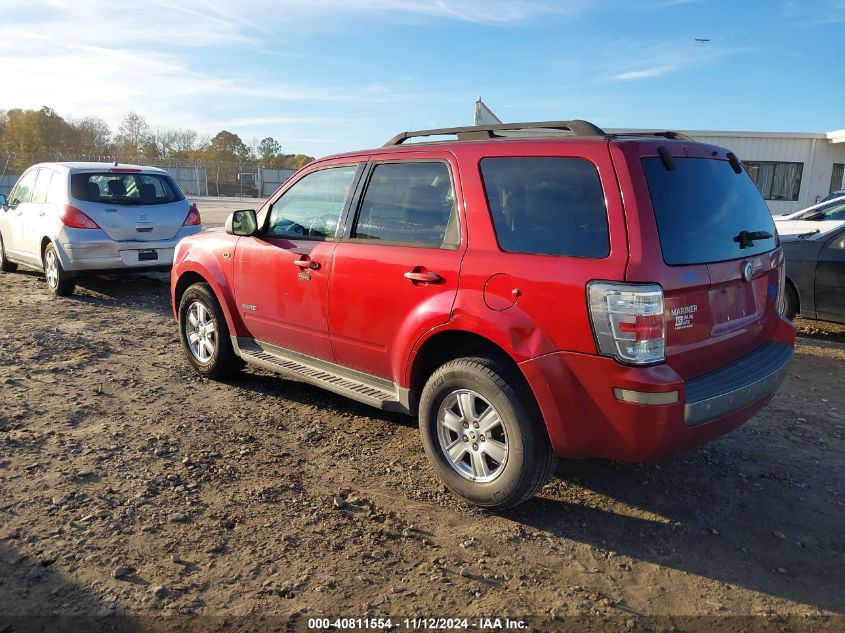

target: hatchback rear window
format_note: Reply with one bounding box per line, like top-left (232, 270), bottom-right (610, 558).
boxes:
top-left (480, 157), bottom-right (609, 258)
top-left (642, 157), bottom-right (777, 265)
top-left (70, 172), bottom-right (183, 205)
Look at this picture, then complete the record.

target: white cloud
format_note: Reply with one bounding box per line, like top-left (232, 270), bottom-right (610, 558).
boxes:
top-left (605, 41), bottom-right (748, 82)
top-left (0, 0), bottom-right (584, 155)
top-left (611, 63), bottom-right (684, 81)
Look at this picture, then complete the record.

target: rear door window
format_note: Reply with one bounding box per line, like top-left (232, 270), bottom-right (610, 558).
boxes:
top-left (70, 172), bottom-right (183, 205)
top-left (30, 169), bottom-right (54, 204)
top-left (480, 157), bottom-right (609, 258)
top-left (642, 157), bottom-right (777, 265)
top-left (353, 161), bottom-right (458, 248)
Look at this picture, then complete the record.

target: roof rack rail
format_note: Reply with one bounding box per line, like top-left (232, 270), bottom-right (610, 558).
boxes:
top-left (612, 130), bottom-right (694, 141)
top-left (383, 120), bottom-right (607, 147)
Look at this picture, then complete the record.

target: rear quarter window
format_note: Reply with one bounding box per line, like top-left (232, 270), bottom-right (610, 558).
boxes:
top-left (480, 157), bottom-right (609, 258)
top-left (642, 157), bottom-right (777, 265)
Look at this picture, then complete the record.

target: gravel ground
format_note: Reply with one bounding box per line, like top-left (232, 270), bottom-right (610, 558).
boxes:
top-left (0, 269), bottom-right (843, 631)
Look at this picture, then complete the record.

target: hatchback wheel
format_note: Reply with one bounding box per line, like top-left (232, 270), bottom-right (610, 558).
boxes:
top-left (178, 282), bottom-right (243, 379)
top-left (0, 232), bottom-right (18, 273)
top-left (419, 356), bottom-right (556, 510)
top-left (43, 243), bottom-right (75, 296)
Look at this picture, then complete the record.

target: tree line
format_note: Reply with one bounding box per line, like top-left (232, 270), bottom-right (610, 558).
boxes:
top-left (0, 107), bottom-right (314, 171)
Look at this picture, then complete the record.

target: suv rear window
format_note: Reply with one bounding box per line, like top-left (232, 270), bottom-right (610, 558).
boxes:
top-left (480, 157), bottom-right (609, 258)
top-left (642, 157), bottom-right (777, 265)
top-left (70, 172), bottom-right (183, 205)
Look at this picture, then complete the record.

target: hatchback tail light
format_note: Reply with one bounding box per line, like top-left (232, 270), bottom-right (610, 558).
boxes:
top-left (588, 282), bottom-right (665, 365)
top-left (776, 263), bottom-right (786, 315)
top-left (183, 203), bottom-right (201, 227)
top-left (60, 205), bottom-right (100, 229)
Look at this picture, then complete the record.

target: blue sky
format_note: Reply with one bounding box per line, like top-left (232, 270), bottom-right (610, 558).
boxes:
top-left (2, 0), bottom-right (843, 157)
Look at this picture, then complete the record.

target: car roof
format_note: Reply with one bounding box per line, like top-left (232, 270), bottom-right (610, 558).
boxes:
top-left (314, 135), bottom-right (725, 165)
top-left (28, 161), bottom-right (168, 174)
top-left (312, 120), bottom-right (719, 163)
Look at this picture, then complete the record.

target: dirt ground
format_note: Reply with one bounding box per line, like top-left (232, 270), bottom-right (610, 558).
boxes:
top-left (1, 268), bottom-right (844, 631)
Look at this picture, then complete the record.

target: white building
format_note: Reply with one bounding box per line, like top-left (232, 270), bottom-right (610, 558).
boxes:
top-left (678, 129), bottom-right (845, 215)
top-left (474, 100), bottom-right (845, 215)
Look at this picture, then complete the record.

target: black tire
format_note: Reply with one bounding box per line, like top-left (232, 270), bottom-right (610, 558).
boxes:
top-left (0, 232), bottom-right (18, 273)
top-left (178, 282), bottom-right (243, 379)
top-left (418, 356), bottom-right (556, 510)
top-left (783, 282), bottom-right (798, 321)
top-left (43, 243), bottom-right (75, 296)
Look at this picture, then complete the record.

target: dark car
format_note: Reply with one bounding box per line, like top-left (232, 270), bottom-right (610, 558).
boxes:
top-left (782, 224), bottom-right (845, 323)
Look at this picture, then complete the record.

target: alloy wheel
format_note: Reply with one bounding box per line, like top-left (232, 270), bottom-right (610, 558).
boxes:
top-left (45, 249), bottom-right (59, 289)
top-left (185, 301), bottom-right (217, 363)
top-left (436, 389), bottom-right (509, 483)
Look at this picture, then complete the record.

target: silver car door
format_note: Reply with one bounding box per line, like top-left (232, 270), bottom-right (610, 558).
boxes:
top-left (6, 168), bottom-right (39, 260)
top-left (21, 169), bottom-right (55, 262)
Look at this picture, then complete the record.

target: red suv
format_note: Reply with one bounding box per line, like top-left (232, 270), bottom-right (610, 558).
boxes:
top-left (171, 121), bottom-right (795, 510)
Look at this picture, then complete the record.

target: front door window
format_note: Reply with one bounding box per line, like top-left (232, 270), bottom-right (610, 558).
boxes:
top-left (267, 166), bottom-right (358, 239)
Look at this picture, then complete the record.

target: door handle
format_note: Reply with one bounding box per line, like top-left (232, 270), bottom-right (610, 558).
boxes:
top-left (293, 257), bottom-right (319, 270)
top-left (404, 270), bottom-right (444, 284)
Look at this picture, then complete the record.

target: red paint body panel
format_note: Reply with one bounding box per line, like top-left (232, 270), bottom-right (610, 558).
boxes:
top-left (235, 236), bottom-right (338, 361)
top-left (328, 149), bottom-right (467, 380)
top-left (520, 315), bottom-right (795, 461)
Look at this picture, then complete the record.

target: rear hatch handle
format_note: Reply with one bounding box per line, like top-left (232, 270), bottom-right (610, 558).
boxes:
top-left (733, 230), bottom-right (772, 249)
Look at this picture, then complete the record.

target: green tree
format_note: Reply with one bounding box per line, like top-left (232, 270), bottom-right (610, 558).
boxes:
top-left (257, 136), bottom-right (282, 163)
top-left (205, 130), bottom-right (251, 162)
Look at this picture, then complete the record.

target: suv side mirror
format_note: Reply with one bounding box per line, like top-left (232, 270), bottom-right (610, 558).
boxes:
top-left (0, 193), bottom-right (7, 208)
top-left (225, 209), bottom-right (258, 236)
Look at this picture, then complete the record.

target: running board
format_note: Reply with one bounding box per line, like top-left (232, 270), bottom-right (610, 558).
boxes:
top-left (233, 337), bottom-right (411, 413)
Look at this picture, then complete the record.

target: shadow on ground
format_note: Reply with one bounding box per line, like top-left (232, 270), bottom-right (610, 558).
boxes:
top-left (507, 443), bottom-right (845, 613)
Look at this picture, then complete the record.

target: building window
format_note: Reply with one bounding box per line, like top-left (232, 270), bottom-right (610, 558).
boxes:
top-left (830, 163), bottom-right (844, 194)
top-left (744, 161), bottom-right (803, 201)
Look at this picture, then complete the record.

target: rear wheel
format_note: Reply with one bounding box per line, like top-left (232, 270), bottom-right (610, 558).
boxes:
top-left (418, 356), bottom-right (556, 510)
top-left (783, 282), bottom-right (798, 321)
top-left (178, 282), bottom-right (243, 379)
top-left (43, 243), bottom-right (75, 296)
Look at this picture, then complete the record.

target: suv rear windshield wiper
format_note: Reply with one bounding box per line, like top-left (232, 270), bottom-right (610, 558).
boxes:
top-left (733, 229), bottom-right (773, 249)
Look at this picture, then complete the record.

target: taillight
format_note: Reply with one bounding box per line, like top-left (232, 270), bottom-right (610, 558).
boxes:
top-left (776, 263), bottom-right (786, 315)
top-left (60, 205), bottom-right (100, 229)
top-left (588, 282), bottom-right (665, 365)
top-left (183, 203), bottom-right (201, 226)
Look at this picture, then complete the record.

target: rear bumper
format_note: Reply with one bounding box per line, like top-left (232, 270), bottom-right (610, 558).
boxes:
top-left (684, 341), bottom-right (792, 426)
top-left (520, 318), bottom-right (795, 462)
top-left (55, 226), bottom-right (200, 272)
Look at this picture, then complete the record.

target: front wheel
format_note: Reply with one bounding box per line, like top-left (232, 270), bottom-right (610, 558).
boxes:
top-left (43, 243), bottom-right (75, 296)
top-left (418, 357), bottom-right (556, 510)
top-left (0, 232), bottom-right (18, 273)
top-left (178, 282), bottom-right (243, 379)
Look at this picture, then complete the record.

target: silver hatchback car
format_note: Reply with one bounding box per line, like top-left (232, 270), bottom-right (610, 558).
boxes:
top-left (0, 162), bottom-right (202, 295)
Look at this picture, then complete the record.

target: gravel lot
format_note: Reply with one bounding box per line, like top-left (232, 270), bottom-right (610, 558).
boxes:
top-left (1, 257), bottom-right (844, 630)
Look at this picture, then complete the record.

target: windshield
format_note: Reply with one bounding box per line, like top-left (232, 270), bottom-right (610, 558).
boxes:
top-left (70, 172), bottom-right (183, 205)
top-left (642, 157), bottom-right (777, 265)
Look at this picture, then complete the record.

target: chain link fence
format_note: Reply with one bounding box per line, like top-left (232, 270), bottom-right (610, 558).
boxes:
top-left (0, 152), bottom-right (296, 198)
